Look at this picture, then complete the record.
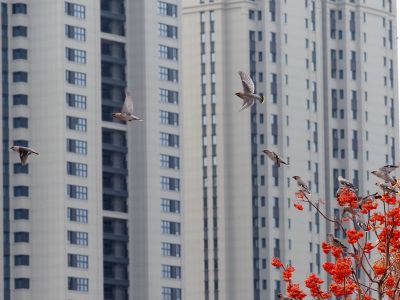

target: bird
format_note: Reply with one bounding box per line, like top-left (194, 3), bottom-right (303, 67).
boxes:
top-left (262, 149), bottom-right (288, 167)
top-left (375, 182), bottom-right (397, 194)
top-left (277, 294), bottom-right (294, 300)
top-left (112, 91), bottom-right (143, 122)
top-left (235, 71), bottom-right (265, 111)
top-left (338, 176), bottom-right (358, 191)
top-left (371, 165), bottom-right (398, 185)
top-left (10, 145), bottom-right (39, 165)
top-left (292, 176), bottom-right (311, 194)
top-left (327, 233), bottom-right (347, 251)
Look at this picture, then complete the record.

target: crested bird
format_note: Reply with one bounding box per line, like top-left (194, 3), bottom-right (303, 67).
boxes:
top-left (235, 71), bottom-right (265, 111)
top-left (262, 149), bottom-right (288, 167)
top-left (112, 91), bottom-right (143, 122)
top-left (10, 145), bottom-right (39, 165)
top-left (292, 176), bottom-right (311, 194)
top-left (338, 176), bottom-right (358, 191)
top-left (327, 233), bottom-right (347, 251)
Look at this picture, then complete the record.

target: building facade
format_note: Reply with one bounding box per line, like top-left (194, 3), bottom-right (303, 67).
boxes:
top-left (0, 0), bottom-right (183, 299)
top-left (182, 0), bottom-right (398, 299)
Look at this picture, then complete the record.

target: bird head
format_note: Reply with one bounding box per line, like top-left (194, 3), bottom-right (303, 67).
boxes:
top-left (371, 170), bottom-right (378, 176)
top-left (10, 145), bottom-right (16, 151)
top-left (235, 92), bottom-right (240, 97)
top-left (292, 176), bottom-right (300, 180)
top-left (112, 113), bottom-right (118, 117)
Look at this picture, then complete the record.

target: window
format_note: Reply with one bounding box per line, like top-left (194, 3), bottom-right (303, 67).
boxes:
top-left (65, 25), bottom-right (86, 41)
top-left (13, 71), bottom-right (28, 82)
top-left (13, 140), bottom-right (29, 147)
top-left (161, 198), bottom-right (180, 213)
top-left (68, 277), bottom-right (88, 292)
top-left (14, 255), bottom-right (29, 266)
top-left (159, 89), bottom-right (179, 104)
top-left (66, 139), bottom-right (87, 155)
top-left (67, 231), bottom-right (88, 246)
top-left (66, 70), bottom-right (86, 86)
top-left (159, 66), bottom-right (179, 82)
top-left (14, 186), bottom-right (29, 197)
top-left (14, 232), bottom-right (29, 243)
top-left (66, 93), bottom-right (87, 109)
top-left (160, 154), bottom-right (180, 169)
top-left (67, 208), bottom-right (88, 223)
top-left (161, 264), bottom-right (181, 279)
top-left (12, 49), bottom-right (27, 60)
top-left (160, 176), bottom-right (180, 191)
top-left (67, 162), bottom-right (88, 177)
top-left (68, 254), bottom-right (88, 269)
top-left (158, 23), bottom-right (178, 39)
top-left (66, 116), bottom-right (87, 131)
top-left (159, 45), bottom-right (178, 60)
top-left (13, 94), bottom-right (28, 105)
top-left (65, 48), bottom-right (86, 64)
top-left (161, 242), bottom-right (181, 257)
top-left (158, 1), bottom-right (178, 17)
top-left (14, 209), bottom-right (29, 220)
top-left (12, 3), bottom-right (27, 14)
top-left (160, 132), bottom-right (179, 147)
top-left (67, 184), bottom-right (88, 200)
top-left (15, 278), bottom-right (29, 289)
top-left (13, 163), bottom-right (28, 174)
top-left (65, 2), bottom-right (85, 19)
top-left (161, 220), bottom-right (181, 235)
top-left (162, 287), bottom-right (182, 300)
top-left (160, 110), bottom-right (179, 126)
top-left (12, 26), bottom-right (27, 37)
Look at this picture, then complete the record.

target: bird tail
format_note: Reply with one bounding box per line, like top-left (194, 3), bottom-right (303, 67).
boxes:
top-left (259, 95), bottom-right (265, 103)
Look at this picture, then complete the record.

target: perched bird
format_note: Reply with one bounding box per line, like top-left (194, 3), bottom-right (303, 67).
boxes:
top-left (262, 149), bottom-right (288, 167)
top-left (338, 176), bottom-right (358, 191)
top-left (342, 207), bottom-right (368, 231)
top-left (235, 71), bottom-right (265, 111)
top-left (327, 233), bottom-right (347, 251)
top-left (371, 165), bottom-right (398, 185)
top-left (375, 182), bottom-right (397, 194)
top-left (112, 91), bottom-right (143, 122)
top-left (292, 176), bottom-right (311, 194)
top-left (10, 145), bottom-right (39, 165)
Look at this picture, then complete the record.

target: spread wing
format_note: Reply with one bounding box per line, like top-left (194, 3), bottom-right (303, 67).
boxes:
top-left (238, 71), bottom-right (255, 94)
top-left (379, 165), bottom-right (398, 174)
top-left (122, 92), bottom-right (134, 114)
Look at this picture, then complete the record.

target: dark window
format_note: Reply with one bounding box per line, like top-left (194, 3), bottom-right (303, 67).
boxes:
top-left (12, 48), bottom-right (27, 60)
top-left (12, 26), bottom-right (27, 37)
top-left (15, 278), bottom-right (29, 289)
top-left (67, 230), bottom-right (88, 246)
top-left (12, 3), bottom-right (27, 14)
top-left (65, 2), bottom-right (85, 19)
top-left (158, 1), bottom-right (178, 17)
top-left (14, 186), bottom-right (29, 197)
top-left (65, 25), bottom-right (86, 41)
top-left (68, 254), bottom-right (88, 269)
top-left (14, 209), bottom-right (29, 220)
top-left (13, 71), bottom-right (28, 82)
top-left (67, 207), bottom-right (88, 223)
top-left (65, 47), bottom-right (86, 64)
top-left (14, 255), bottom-right (29, 266)
top-left (66, 93), bottom-right (86, 109)
top-left (13, 163), bottom-right (28, 174)
top-left (66, 139), bottom-right (87, 155)
top-left (14, 232), bottom-right (29, 243)
top-left (66, 162), bottom-right (87, 177)
top-left (66, 116), bottom-right (87, 131)
top-left (13, 94), bottom-right (28, 105)
top-left (67, 184), bottom-right (88, 200)
top-left (68, 277), bottom-right (88, 292)
top-left (13, 140), bottom-right (28, 147)
top-left (65, 70), bottom-right (86, 86)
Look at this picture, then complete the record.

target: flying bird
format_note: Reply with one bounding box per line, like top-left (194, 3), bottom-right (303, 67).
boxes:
top-left (292, 176), bottom-right (311, 194)
top-left (327, 233), bottom-right (347, 251)
top-left (112, 91), bottom-right (143, 122)
top-left (338, 176), bottom-right (358, 191)
top-left (371, 164), bottom-right (398, 185)
top-left (262, 149), bottom-right (288, 167)
top-left (10, 145), bottom-right (39, 165)
top-left (235, 71), bottom-right (265, 111)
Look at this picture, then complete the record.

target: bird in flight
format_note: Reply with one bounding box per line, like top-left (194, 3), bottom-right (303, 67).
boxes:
top-left (371, 164), bottom-right (398, 185)
top-left (235, 71), bottom-right (265, 111)
top-left (262, 149), bottom-right (288, 167)
top-left (112, 91), bottom-right (143, 122)
top-left (10, 145), bottom-right (39, 165)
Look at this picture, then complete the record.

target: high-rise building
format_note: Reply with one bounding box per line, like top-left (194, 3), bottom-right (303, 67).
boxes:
top-left (182, 1), bottom-right (398, 299)
top-left (0, 0), bottom-right (183, 299)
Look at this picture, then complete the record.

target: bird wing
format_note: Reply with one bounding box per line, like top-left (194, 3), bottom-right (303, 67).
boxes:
top-left (19, 151), bottom-right (29, 165)
top-left (239, 99), bottom-right (255, 111)
top-left (379, 165), bottom-right (398, 174)
top-left (298, 179), bottom-right (310, 193)
top-left (122, 92), bottom-right (134, 114)
top-left (263, 150), bottom-right (275, 161)
top-left (238, 71), bottom-right (255, 94)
